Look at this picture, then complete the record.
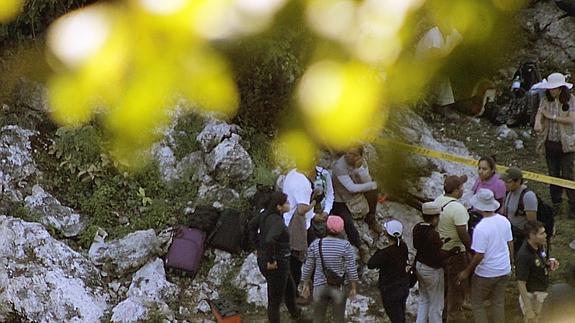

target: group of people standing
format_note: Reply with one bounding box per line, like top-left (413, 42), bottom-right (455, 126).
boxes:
top-left (246, 71), bottom-right (575, 323)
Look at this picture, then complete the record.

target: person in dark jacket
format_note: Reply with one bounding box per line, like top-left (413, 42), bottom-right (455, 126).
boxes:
top-left (413, 202), bottom-right (460, 323)
top-left (248, 191), bottom-right (300, 322)
top-left (368, 219), bottom-right (409, 323)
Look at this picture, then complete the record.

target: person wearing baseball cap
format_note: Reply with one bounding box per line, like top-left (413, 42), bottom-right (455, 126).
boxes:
top-left (501, 166), bottom-right (539, 255)
top-left (457, 188), bottom-right (513, 323)
top-left (433, 174), bottom-right (471, 322)
top-left (300, 215), bottom-right (358, 323)
top-left (368, 219), bottom-right (409, 323)
top-left (533, 72), bottom-right (575, 219)
top-left (413, 202), bottom-right (461, 323)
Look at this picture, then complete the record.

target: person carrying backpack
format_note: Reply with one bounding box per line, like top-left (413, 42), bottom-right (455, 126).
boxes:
top-left (501, 167), bottom-right (538, 256)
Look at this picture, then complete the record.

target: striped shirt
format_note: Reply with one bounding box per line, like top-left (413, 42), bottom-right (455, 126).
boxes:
top-left (301, 236), bottom-right (358, 287)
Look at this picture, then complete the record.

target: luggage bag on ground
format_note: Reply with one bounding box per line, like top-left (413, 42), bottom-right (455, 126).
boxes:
top-left (164, 226), bottom-right (206, 278)
top-left (209, 208), bottom-right (244, 254)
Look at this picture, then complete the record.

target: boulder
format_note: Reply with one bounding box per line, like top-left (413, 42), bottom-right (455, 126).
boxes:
top-left (0, 125), bottom-right (37, 201)
top-left (345, 294), bottom-right (379, 322)
top-left (233, 252), bottom-right (267, 307)
top-left (175, 151), bottom-right (208, 183)
top-left (89, 229), bottom-right (167, 276)
top-left (111, 258), bottom-right (179, 322)
top-left (206, 250), bottom-right (234, 288)
top-left (24, 184), bottom-right (85, 237)
top-left (12, 79), bottom-right (49, 112)
top-left (197, 182), bottom-right (240, 206)
top-left (152, 145), bottom-right (179, 182)
top-left (196, 119), bottom-right (240, 153)
top-left (205, 134), bottom-right (254, 182)
top-left (0, 216), bottom-right (109, 322)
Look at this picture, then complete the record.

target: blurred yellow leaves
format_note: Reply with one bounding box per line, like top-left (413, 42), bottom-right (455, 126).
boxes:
top-left (0, 0), bottom-right (22, 23)
top-left (297, 60), bottom-right (385, 149)
top-left (274, 130), bottom-right (317, 173)
top-left (41, 0), bottom-right (522, 167)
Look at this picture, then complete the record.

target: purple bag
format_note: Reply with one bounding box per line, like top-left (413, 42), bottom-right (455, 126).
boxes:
top-left (165, 226), bottom-right (206, 278)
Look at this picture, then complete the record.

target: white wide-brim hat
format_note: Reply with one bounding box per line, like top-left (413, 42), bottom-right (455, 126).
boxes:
top-left (532, 72), bottom-right (573, 90)
top-left (470, 188), bottom-right (500, 212)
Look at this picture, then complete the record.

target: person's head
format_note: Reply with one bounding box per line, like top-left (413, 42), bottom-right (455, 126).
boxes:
top-left (501, 167), bottom-right (524, 192)
top-left (563, 262), bottom-right (575, 287)
top-left (524, 221), bottom-right (546, 247)
top-left (444, 174), bottom-right (468, 198)
top-left (542, 73), bottom-right (573, 109)
top-left (478, 156), bottom-right (497, 181)
top-left (344, 145), bottom-right (364, 167)
top-left (326, 215), bottom-right (345, 236)
top-left (421, 202), bottom-right (441, 226)
top-left (470, 188), bottom-right (500, 214)
top-left (383, 219), bottom-right (403, 244)
top-left (266, 191), bottom-right (289, 214)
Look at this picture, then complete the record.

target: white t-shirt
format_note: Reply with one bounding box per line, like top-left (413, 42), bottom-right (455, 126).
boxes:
top-left (282, 169), bottom-right (315, 230)
top-left (471, 213), bottom-right (513, 278)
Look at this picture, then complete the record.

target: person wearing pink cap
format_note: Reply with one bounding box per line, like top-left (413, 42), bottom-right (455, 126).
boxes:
top-left (300, 215), bottom-right (359, 323)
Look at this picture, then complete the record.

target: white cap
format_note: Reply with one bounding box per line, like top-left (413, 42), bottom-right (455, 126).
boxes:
top-left (383, 219), bottom-right (403, 237)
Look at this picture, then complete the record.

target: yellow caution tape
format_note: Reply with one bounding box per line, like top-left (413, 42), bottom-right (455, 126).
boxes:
top-left (376, 138), bottom-right (575, 190)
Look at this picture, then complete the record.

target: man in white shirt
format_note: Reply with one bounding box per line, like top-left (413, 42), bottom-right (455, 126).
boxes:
top-left (457, 189), bottom-right (513, 323)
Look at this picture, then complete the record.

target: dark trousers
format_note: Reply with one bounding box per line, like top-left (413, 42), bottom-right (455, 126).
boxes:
top-left (290, 254), bottom-right (303, 287)
top-left (380, 280), bottom-right (410, 323)
top-left (545, 141), bottom-right (575, 212)
top-left (258, 257), bottom-right (298, 322)
top-left (364, 189), bottom-right (379, 226)
top-left (445, 252), bottom-right (469, 322)
top-left (470, 273), bottom-right (509, 323)
top-left (332, 202), bottom-right (363, 248)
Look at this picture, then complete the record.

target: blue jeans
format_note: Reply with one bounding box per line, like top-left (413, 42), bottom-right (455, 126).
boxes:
top-left (470, 273), bottom-right (509, 323)
top-left (312, 284), bottom-right (348, 323)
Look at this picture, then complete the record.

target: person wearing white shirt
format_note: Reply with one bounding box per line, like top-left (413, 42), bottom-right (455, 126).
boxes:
top-left (457, 189), bottom-right (513, 323)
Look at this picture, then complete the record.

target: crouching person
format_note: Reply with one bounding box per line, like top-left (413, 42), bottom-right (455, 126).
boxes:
top-left (300, 215), bottom-right (358, 323)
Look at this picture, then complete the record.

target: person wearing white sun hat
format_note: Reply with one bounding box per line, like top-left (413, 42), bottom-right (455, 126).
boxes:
top-left (457, 188), bottom-right (513, 323)
top-left (534, 72), bottom-right (575, 219)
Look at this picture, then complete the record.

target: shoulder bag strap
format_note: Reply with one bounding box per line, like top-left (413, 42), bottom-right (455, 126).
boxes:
top-left (441, 200), bottom-right (456, 211)
top-left (318, 239), bottom-right (330, 278)
top-left (517, 188), bottom-right (529, 216)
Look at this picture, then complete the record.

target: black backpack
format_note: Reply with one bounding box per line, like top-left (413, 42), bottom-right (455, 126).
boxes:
top-left (188, 205), bottom-right (221, 234)
top-left (512, 61), bottom-right (542, 93)
top-left (517, 189), bottom-right (555, 238)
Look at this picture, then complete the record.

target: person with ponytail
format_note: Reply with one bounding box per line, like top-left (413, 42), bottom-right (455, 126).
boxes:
top-left (534, 72), bottom-right (575, 218)
top-left (248, 191), bottom-right (301, 322)
top-left (368, 219), bottom-right (409, 323)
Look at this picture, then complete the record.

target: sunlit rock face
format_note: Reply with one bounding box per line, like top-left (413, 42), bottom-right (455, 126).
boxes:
top-left (88, 229), bottom-right (169, 277)
top-left (0, 216), bottom-right (109, 322)
top-left (0, 125), bottom-right (38, 202)
top-left (24, 184), bottom-right (85, 237)
top-left (111, 258), bottom-right (179, 323)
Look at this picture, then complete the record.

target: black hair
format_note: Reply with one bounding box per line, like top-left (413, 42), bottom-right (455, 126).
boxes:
top-left (478, 155), bottom-right (497, 171)
top-left (523, 220), bottom-right (545, 238)
top-left (265, 191), bottom-right (288, 215)
top-left (545, 86), bottom-right (571, 111)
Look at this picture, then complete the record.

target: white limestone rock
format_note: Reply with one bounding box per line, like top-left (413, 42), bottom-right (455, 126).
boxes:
top-left (0, 216), bottom-right (109, 322)
top-left (0, 125), bottom-right (38, 201)
top-left (24, 184), bottom-right (85, 237)
top-left (233, 252), bottom-right (267, 307)
top-left (205, 134), bottom-right (254, 182)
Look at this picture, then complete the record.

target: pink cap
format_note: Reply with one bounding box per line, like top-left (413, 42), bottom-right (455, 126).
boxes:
top-left (326, 215), bottom-right (344, 234)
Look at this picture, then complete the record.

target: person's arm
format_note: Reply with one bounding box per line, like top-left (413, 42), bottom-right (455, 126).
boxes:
top-left (300, 243), bottom-right (316, 299)
top-left (296, 201), bottom-right (316, 216)
top-left (457, 252), bottom-right (484, 283)
top-left (534, 103), bottom-right (544, 132)
top-left (344, 242), bottom-right (359, 299)
top-left (517, 281), bottom-right (536, 319)
top-left (367, 249), bottom-right (385, 269)
top-left (263, 219), bottom-right (284, 265)
top-left (322, 170), bottom-right (335, 215)
top-left (540, 107), bottom-right (575, 124)
top-left (455, 225), bottom-right (471, 250)
top-left (337, 174), bottom-right (377, 194)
